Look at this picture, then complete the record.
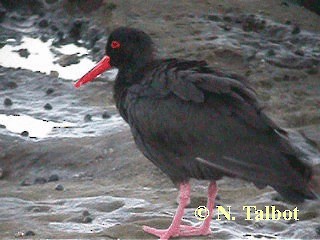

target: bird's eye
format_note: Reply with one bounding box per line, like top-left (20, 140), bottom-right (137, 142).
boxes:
top-left (111, 41), bottom-right (121, 49)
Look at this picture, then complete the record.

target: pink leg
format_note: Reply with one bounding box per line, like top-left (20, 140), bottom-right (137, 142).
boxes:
top-left (143, 182), bottom-right (191, 239)
top-left (179, 181), bottom-right (218, 236)
top-left (143, 181), bottom-right (218, 239)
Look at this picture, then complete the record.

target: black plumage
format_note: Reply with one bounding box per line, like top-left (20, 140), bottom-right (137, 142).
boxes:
top-left (75, 27), bottom-right (319, 239)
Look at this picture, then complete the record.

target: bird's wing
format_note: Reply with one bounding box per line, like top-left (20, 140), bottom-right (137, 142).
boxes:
top-left (126, 60), bottom-right (311, 190)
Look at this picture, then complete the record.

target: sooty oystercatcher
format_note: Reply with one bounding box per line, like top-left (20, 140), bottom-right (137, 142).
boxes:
top-left (75, 27), bottom-right (320, 239)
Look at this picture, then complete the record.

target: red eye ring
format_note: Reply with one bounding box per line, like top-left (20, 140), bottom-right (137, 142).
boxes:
top-left (111, 41), bottom-right (121, 49)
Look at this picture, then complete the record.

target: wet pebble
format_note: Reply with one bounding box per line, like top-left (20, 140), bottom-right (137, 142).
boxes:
top-left (102, 111), bottom-right (111, 119)
top-left (48, 174), bottom-right (59, 182)
top-left (17, 48), bottom-right (30, 58)
top-left (34, 177), bottom-right (47, 184)
top-left (84, 114), bottom-right (92, 122)
top-left (44, 103), bottom-right (53, 110)
top-left (55, 53), bottom-right (80, 67)
top-left (46, 88), bottom-right (55, 95)
top-left (4, 98), bottom-right (12, 106)
top-left (21, 131), bottom-right (29, 137)
top-left (55, 184), bottom-right (64, 191)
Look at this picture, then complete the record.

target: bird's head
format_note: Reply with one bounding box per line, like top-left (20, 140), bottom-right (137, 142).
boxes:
top-left (75, 27), bottom-right (154, 88)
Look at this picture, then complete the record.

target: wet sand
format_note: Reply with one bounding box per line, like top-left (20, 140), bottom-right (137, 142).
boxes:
top-left (0, 0), bottom-right (320, 239)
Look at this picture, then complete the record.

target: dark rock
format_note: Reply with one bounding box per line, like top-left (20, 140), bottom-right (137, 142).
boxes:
top-left (316, 226), bottom-right (320, 235)
top-left (292, 25), bottom-right (301, 35)
top-left (4, 98), bottom-right (12, 106)
top-left (84, 114), bottom-right (92, 122)
top-left (0, 168), bottom-right (3, 179)
top-left (17, 48), bottom-right (30, 58)
top-left (285, 19), bottom-right (291, 25)
top-left (21, 131), bottom-right (29, 137)
top-left (34, 177), bottom-right (47, 184)
top-left (69, 19), bottom-right (83, 40)
top-left (44, 103), bottom-right (52, 110)
top-left (266, 49), bottom-right (276, 57)
top-left (207, 14), bottom-right (221, 22)
top-left (55, 184), bottom-right (64, 191)
top-left (25, 230), bottom-right (35, 236)
top-left (48, 174), bottom-right (59, 182)
top-left (280, 1), bottom-right (289, 7)
top-left (20, 179), bottom-right (32, 186)
top-left (0, 124), bottom-right (5, 129)
top-left (82, 210), bottom-right (90, 217)
top-left (38, 19), bottom-right (49, 28)
top-left (46, 88), bottom-right (55, 95)
top-left (102, 111), bottom-right (111, 119)
top-left (82, 216), bottom-right (93, 223)
top-left (295, 49), bottom-right (304, 56)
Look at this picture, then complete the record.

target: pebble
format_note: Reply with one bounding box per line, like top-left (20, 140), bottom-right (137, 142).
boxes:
top-left (18, 48), bottom-right (30, 58)
top-left (46, 88), bottom-right (55, 95)
top-left (0, 167), bottom-right (3, 179)
top-left (48, 174), bottom-right (59, 182)
top-left (44, 103), bottom-right (53, 110)
top-left (102, 111), bottom-right (111, 119)
top-left (21, 131), bottom-right (29, 137)
top-left (34, 177), bottom-right (47, 184)
top-left (50, 71), bottom-right (59, 78)
top-left (4, 98), bottom-right (12, 106)
top-left (84, 114), bottom-right (92, 122)
top-left (0, 124), bottom-right (5, 129)
top-left (55, 53), bottom-right (80, 67)
top-left (55, 184), bottom-right (64, 191)
top-left (25, 230), bottom-right (35, 236)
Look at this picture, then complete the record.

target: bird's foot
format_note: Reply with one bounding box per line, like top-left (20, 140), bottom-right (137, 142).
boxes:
top-left (143, 224), bottom-right (212, 239)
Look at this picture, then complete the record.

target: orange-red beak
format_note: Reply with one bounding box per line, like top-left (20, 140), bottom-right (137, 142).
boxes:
top-left (74, 55), bottom-right (111, 88)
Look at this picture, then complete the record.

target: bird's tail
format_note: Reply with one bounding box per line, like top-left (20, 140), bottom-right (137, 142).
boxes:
top-left (309, 164), bottom-right (320, 200)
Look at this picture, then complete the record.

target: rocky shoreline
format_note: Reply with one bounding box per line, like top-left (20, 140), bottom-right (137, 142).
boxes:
top-left (0, 0), bottom-right (319, 239)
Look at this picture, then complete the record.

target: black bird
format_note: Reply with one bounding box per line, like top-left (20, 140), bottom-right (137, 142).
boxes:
top-left (75, 27), bottom-right (320, 239)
